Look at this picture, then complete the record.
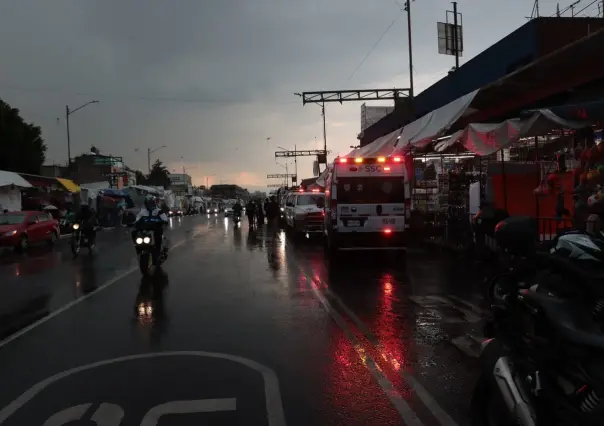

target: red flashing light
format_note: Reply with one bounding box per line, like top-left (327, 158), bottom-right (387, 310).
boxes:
top-left (311, 188), bottom-right (320, 193)
top-left (298, 188), bottom-right (304, 192)
top-left (384, 166), bottom-right (391, 171)
top-left (354, 157), bottom-right (363, 163)
top-left (393, 157), bottom-right (402, 163)
top-left (383, 228), bottom-right (392, 234)
top-left (339, 158), bottom-right (348, 163)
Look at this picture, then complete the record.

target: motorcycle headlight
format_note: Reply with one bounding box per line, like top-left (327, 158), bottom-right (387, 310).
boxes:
top-left (135, 237), bottom-right (143, 244)
top-left (72, 223), bottom-right (80, 230)
top-left (3, 230), bottom-right (17, 237)
top-left (143, 237), bottom-right (151, 244)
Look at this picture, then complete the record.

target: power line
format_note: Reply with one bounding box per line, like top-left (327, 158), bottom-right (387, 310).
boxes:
top-left (347, 14), bottom-right (402, 81)
top-left (575, 0), bottom-right (599, 14)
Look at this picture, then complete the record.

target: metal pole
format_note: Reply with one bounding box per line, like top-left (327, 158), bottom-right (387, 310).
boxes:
top-left (452, 2), bottom-right (460, 70)
top-left (147, 148), bottom-right (151, 173)
top-left (65, 105), bottom-right (71, 166)
top-left (406, 0), bottom-right (414, 98)
top-left (294, 144), bottom-right (298, 182)
top-left (322, 103), bottom-right (327, 155)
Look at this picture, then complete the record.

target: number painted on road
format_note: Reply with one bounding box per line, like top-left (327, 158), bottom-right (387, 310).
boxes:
top-left (42, 398), bottom-right (237, 426)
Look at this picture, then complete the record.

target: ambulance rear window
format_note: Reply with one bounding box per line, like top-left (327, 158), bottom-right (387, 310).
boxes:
top-left (337, 177), bottom-right (405, 204)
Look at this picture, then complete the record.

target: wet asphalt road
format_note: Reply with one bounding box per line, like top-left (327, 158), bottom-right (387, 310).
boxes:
top-left (0, 214), bottom-right (489, 425)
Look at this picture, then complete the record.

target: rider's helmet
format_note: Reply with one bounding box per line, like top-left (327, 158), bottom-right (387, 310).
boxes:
top-left (144, 194), bottom-right (156, 211)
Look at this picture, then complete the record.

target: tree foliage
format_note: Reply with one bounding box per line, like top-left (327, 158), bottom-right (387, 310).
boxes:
top-left (146, 159), bottom-right (171, 189)
top-left (0, 98), bottom-right (47, 174)
top-left (134, 170), bottom-right (147, 185)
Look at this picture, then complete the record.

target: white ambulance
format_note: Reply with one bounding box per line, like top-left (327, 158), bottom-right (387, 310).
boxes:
top-left (322, 154), bottom-right (411, 256)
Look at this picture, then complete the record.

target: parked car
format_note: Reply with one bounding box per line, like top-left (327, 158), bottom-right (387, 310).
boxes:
top-left (0, 211), bottom-right (60, 252)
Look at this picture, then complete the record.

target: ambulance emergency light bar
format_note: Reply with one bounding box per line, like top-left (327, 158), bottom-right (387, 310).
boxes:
top-left (337, 156), bottom-right (403, 164)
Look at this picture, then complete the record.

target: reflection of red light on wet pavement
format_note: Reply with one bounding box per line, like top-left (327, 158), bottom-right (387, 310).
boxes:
top-left (324, 330), bottom-right (405, 425)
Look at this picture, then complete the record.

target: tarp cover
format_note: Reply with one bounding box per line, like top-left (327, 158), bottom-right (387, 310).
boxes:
top-left (0, 170), bottom-right (32, 188)
top-left (315, 164), bottom-right (333, 188)
top-left (401, 89), bottom-right (479, 148)
top-left (348, 127), bottom-right (405, 158)
top-left (435, 109), bottom-right (590, 156)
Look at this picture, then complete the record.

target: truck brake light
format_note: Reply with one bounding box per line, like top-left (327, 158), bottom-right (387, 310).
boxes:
top-left (354, 157), bottom-right (363, 163)
top-left (393, 157), bottom-right (402, 163)
top-left (377, 157), bottom-right (386, 163)
top-left (339, 158), bottom-right (348, 163)
top-left (383, 228), bottom-right (392, 234)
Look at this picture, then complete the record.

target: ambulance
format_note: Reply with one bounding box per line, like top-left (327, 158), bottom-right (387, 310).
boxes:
top-left (322, 154), bottom-right (411, 255)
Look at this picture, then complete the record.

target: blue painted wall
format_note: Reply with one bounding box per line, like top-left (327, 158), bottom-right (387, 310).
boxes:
top-left (414, 21), bottom-right (539, 118)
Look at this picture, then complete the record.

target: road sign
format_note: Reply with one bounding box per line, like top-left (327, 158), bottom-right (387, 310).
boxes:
top-left (0, 352), bottom-right (286, 426)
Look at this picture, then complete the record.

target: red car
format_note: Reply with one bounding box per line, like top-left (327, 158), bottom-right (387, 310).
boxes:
top-left (0, 211), bottom-right (60, 252)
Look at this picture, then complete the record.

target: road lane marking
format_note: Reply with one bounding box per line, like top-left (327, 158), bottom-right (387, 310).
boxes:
top-left (299, 271), bottom-right (425, 426)
top-left (315, 278), bottom-right (460, 426)
top-left (283, 242), bottom-right (461, 426)
top-left (141, 398), bottom-right (236, 426)
top-left (0, 351), bottom-right (286, 426)
top-left (0, 229), bottom-right (206, 350)
top-left (42, 403), bottom-right (91, 426)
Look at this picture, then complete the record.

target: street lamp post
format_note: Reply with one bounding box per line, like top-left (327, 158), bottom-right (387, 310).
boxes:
top-left (205, 174), bottom-right (217, 188)
top-left (66, 100), bottom-right (99, 165)
top-left (147, 146), bottom-right (167, 173)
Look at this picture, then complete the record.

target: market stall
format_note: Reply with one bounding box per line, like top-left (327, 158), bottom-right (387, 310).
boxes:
top-left (0, 170), bottom-right (32, 211)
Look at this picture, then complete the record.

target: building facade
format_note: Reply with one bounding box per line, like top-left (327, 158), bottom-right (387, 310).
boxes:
top-left (69, 154), bottom-right (128, 188)
top-left (169, 173), bottom-right (192, 196)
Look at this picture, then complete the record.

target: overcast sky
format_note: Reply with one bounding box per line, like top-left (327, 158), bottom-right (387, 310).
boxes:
top-left (0, 0), bottom-right (587, 191)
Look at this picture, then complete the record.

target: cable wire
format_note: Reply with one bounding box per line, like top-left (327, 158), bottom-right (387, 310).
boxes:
top-left (347, 14), bottom-right (402, 81)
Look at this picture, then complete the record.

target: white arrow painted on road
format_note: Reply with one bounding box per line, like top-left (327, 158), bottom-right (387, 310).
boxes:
top-left (43, 403), bottom-right (124, 426)
top-left (140, 398), bottom-right (237, 426)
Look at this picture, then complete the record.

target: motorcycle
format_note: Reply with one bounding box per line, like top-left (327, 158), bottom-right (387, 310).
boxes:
top-left (70, 222), bottom-right (95, 257)
top-left (474, 216), bottom-right (604, 425)
top-left (132, 217), bottom-right (167, 275)
top-left (233, 211), bottom-right (241, 225)
top-left (473, 289), bottom-right (604, 426)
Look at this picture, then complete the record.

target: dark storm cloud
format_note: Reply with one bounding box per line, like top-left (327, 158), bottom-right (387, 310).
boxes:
top-left (0, 0), bottom-right (532, 189)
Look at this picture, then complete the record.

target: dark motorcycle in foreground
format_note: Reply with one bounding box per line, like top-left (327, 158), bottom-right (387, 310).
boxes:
top-left (132, 217), bottom-right (168, 276)
top-left (233, 212), bottom-right (241, 226)
top-left (473, 217), bottom-right (604, 426)
top-left (70, 222), bottom-right (95, 257)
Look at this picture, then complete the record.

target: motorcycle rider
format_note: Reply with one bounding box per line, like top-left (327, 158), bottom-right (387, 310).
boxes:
top-left (232, 200), bottom-right (243, 220)
top-left (74, 202), bottom-right (98, 247)
top-left (265, 196), bottom-right (280, 235)
top-left (245, 200), bottom-right (256, 226)
top-left (133, 195), bottom-right (169, 259)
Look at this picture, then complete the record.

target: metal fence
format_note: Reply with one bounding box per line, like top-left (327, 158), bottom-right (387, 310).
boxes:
top-left (420, 212), bottom-right (578, 254)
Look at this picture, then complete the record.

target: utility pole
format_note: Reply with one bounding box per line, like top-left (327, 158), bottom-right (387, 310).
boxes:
top-left (321, 104), bottom-right (327, 156)
top-left (557, 3), bottom-right (560, 16)
top-left (147, 145), bottom-right (167, 173)
top-left (452, 2), bottom-right (460, 70)
top-left (404, 0), bottom-right (415, 98)
top-left (65, 100), bottom-right (99, 166)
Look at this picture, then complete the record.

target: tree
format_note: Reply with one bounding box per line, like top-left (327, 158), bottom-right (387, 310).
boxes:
top-left (134, 170), bottom-right (147, 185)
top-left (0, 98), bottom-right (47, 174)
top-left (146, 159), bottom-right (171, 189)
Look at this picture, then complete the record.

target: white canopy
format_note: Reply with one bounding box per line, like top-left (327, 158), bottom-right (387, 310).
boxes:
top-left (315, 164), bottom-right (333, 187)
top-left (435, 109), bottom-right (590, 156)
top-left (0, 170), bottom-right (32, 188)
top-left (346, 89), bottom-right (480, 158)
top-left (400, 89), bottom-right (479, 148)
top-left (348, 127), bottom-right (405, 158)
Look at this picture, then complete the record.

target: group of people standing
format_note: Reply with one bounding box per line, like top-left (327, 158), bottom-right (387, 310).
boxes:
top-left (244, 196), bottom-right (280, 228)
